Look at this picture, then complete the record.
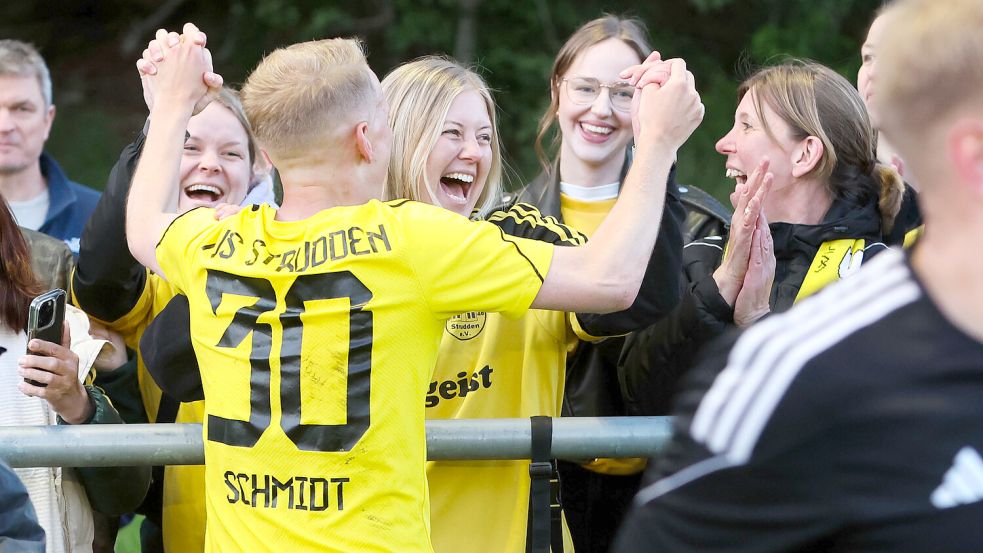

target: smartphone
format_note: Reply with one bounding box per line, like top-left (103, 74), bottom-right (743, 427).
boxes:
top-left (24, 289), bottom-right (67, 387)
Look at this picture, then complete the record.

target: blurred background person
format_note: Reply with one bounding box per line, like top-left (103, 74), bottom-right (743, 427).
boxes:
top-left (0, 458), bottom-right (45, 553)
top-left (857, 1), bottom-right (923, 246)
top-left (0, 40), bottom-right (99, 253)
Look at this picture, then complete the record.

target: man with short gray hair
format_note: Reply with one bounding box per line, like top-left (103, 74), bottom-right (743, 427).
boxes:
top-left (0, 39), bottom-right (99, 253)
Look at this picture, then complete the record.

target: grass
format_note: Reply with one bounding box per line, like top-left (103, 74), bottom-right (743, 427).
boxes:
top-left (115, 515), bottom-right (143, 553)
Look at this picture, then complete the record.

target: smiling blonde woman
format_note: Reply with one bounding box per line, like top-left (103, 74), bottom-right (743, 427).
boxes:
top-left (382, 55), bottom-right (687, 553)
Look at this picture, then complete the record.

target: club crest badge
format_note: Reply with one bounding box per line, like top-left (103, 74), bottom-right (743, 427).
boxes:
top-left (446, 311), bottom-right (487, 340)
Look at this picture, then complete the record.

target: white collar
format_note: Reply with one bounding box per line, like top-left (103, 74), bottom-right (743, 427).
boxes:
top-left (558, 181), bottom-right (620, 201)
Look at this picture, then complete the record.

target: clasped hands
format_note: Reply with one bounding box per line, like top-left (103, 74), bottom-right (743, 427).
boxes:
top-left (619, 52), bottom-right (705, 152)
top-left (135, 23), bottom-right (223, 116)
top-left (713, 158), bottom-right (776, 328)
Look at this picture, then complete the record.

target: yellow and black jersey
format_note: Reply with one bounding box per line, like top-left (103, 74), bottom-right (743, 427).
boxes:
top-left (426, 203), bottom-right (587, 553)
top-left (156, 200), bottom-right (552, 553)
top-left (427, 308), bottom-right (584, 553)
top-left (97, 275), bottom-right (208, 553)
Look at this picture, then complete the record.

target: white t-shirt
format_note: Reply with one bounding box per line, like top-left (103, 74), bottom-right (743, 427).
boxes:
top-left (559, 180), bottom-right (620, 201)
top-left (8, 189), bottom-right (50, 231)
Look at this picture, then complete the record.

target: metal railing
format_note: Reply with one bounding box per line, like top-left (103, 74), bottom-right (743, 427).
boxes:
top-left (0, 417), bottom-right (673, 468)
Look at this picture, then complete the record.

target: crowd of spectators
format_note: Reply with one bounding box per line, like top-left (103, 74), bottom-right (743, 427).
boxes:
top-left (1, 0), bottom-right (981, 552)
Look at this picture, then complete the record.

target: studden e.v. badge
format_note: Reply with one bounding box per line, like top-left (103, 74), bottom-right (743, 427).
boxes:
top-left (445, 311), bottom-right (486, 341)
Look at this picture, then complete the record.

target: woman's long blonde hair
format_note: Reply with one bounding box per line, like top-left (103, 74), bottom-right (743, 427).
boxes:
top-left (382, 56), bottom-right (502, 217)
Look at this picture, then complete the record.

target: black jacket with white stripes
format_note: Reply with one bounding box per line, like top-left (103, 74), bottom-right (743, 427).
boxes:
top-left (613, 249), bottom-right (983, 552)
top-left (618, 195), bottom-right (888, 416)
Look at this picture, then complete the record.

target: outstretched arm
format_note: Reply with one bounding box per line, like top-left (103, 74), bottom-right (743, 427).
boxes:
top-left (575, 164), bottom-right (687, 335)
top-left (126, 24), bottom-right (221, 277)
top-left (72, 131), bottom-right (149, 322)
top-left (532, 59), bottom-right (703, 314)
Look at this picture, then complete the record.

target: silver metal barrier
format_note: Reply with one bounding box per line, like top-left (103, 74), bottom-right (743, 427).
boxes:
top-left (0, 417), bottom-right (673, 468)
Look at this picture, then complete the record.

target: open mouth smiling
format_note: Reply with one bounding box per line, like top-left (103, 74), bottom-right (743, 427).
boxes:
top-left (184, 183), bottom-right (224, 204)
top-left (726, 168), bottom-right (748, 185)
top-left (439, 172), bottom-right (474, 203)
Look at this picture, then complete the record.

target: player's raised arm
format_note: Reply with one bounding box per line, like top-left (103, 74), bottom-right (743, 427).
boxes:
top-left (126, 23), bottom-right (220, 277)
top-left (533, 58), bottom-right (703, 313)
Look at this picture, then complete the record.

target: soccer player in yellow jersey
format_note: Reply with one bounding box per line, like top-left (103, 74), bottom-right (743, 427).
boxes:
top-left (125, 23), bottom-right (702, 552)
top-left (382, 57), bottom-right (684, 552)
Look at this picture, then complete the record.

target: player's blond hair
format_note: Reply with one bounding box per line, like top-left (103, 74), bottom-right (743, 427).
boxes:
top-left (876, 0), bottom-right (983, 146)
top-left (241, 38), bottom-right (377, 164)
top-left (381, 56), bottom-right (502, 217)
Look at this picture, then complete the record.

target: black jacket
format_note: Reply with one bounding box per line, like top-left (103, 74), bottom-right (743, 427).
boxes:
top-left (613, 250), bottom-right (983, 553)
top-left (619, 195), bottom-right (889, 416)
top-left (515, 155), bottom-right (728, 419)
top-left (0, 459), bottom-right (44, 552)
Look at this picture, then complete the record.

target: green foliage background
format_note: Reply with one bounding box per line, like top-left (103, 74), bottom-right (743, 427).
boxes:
top-left (2, 0), bottom-right (882, 204)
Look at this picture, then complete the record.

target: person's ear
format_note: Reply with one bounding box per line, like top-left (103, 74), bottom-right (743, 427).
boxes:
top-left (43, 104), bottom-right (56, 141)
top-left (355, 121), bottom-right (374, 163)
top-left (252, 149), bottom-right (273, 181)
top-left (948, 119), bottom-right (983, 198)
top-left (791, 136), bottom-right (824, 178)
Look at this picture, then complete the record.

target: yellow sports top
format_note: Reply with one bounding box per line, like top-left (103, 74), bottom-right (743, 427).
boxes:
top-left (426, 204), bottom-right (589, 553)
top-left (156, 200), bottom-right (552, 553)
top-left (77, 272), bottom-right (207, 553)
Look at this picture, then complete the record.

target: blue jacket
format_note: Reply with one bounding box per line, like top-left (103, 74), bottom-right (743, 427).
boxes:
top-left (0, 459), bottom-right (45, 552)
top-left (38, 152), bottom-right (100, 254)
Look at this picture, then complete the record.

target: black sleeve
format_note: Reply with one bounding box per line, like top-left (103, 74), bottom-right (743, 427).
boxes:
top-left (573, 166), bottom-right (686, 336)
top-left (485, 202), bottom-right (587, 246)
top-left (611, 331), bottom-right (840, 553)
top-left (616, 243), bottom-right (735, 416)
top-left (69, 387), bottom-right (152, 515)
top-left (71, 130), bottom-right (148, 322)
top-left (139, 294), bottom-right (204, 403)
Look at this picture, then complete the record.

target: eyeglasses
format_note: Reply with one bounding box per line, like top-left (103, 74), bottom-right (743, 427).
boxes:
top-left (562, 77), bottom-right (635, 112)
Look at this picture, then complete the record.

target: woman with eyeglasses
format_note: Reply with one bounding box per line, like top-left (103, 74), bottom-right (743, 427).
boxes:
top-left (511, 14), bottom-right (727, 553)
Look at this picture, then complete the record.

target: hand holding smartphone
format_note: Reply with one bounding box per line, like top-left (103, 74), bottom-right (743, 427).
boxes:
top-left (24, 289), bottom-right (67, 387)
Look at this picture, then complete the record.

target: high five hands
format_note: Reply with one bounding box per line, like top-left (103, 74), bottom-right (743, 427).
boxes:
top-left (713, 158), bottom-right (776, 327)
top-left (620, 53), bottom-right (704, 154)
top-left (134, 23), bottom-right (222, 115)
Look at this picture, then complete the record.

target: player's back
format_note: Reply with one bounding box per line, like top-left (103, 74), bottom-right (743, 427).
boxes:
top-left (155, 199), bottom-right (552, 552)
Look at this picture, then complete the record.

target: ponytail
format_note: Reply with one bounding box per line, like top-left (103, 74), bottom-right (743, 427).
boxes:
top-left (873, 162), bottom-right (905, 237)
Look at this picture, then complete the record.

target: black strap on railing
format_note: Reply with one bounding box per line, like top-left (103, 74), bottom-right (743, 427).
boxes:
top-left (526, 416), bottom-right (563, 553)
